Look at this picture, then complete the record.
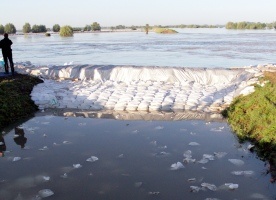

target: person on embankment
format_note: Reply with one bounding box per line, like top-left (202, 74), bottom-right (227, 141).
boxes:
top-left (0, 33), bottom-right (14, 75)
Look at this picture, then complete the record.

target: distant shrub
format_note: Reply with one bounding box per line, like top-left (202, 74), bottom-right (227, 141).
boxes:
top-left (53, 24), bottom-right (60, 32)
top-left (0, 25), bottom-right (4, 34)
top-left (91, 22), bottom-right (101, 31)
top-left (22, 23), bottom-right (31, 33)
top-left (45, 33), bottom-right (51, 37)
top-left (32, 24), bottom-right (47, 33)
top-left (60, 25), bottom-right (74, 37)
top-left (83, 25), bottom-right (91, 31)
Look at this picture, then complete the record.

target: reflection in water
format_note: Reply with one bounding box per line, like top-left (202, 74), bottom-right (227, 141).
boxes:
top-left (269, 153), bottom-right (276, 183)
top-left (14, 127), bottom-right (27, 149)
top-left (0, 134), bottom-right (6, 157)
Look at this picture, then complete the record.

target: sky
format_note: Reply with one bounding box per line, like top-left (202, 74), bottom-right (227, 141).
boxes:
top-left (1, 0), bottom-right (276, 29)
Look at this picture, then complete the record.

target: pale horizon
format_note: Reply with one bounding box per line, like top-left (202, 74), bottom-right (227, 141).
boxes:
top-left (2, 0), bottom-right (276, 29)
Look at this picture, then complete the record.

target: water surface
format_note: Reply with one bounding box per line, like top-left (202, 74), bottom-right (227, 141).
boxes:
top-left (12, 28), bottom-right (276, 67)
top-left (0, 113), bottom-right (275, 200)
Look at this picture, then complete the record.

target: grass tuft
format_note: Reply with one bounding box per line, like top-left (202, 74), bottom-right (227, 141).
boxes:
top-left (0, 74), bottom-right (43, 129)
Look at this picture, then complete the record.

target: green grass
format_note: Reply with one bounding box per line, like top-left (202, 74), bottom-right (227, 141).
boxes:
top-left (223, 72), bottom-right (276, 157)
top-left (0, 74), bottom-right (43, 130)
top-left (153, 28), bottom-right (178, 34)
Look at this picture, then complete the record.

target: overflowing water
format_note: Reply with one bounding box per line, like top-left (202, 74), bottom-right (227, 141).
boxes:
top-left (12, 28), bottom-right (276, 67)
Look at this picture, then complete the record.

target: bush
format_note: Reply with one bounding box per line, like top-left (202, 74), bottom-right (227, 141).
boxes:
top-left (60, 25), bottom-right (74, 37)
top-left (83, 25), bottom-right (91, 31)
top-left (53, 24), bottom-right (60, 32)
top-left (32, 24), bottom-right (47, 33)
top-left (0, 25), bottom-right (4, 34)
top-left (4, 23), bottom-right (16, 34)
top-left (45, 33), bottom-right (51, 37)
top-left (22, 23), bottom-right (31, 33)
top-left (91, 22), bottom-right (101, 31)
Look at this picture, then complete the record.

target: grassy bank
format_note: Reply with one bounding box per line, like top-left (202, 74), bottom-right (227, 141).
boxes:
top-left (153, 28), bottom-right (178, 34)
top-left (0, 74), bottom-right (43, 130)
top-left (223, 72), bottom-right (276, 157)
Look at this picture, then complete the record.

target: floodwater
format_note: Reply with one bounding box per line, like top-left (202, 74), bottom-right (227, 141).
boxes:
top-left (0, 112), bottom-right (275, 200)
top-left (11, 28), bottom-right (276, 68)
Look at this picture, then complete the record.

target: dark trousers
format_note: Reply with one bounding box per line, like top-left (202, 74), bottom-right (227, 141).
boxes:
top-left (3, 52), bottom-right (14, 74)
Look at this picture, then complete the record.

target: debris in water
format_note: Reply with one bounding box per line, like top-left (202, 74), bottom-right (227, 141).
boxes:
top-left (225, 183), bottom-right (239, 190)
top-left (228, 159), bottom-right (245, 166)
top-left (39, 146), bottom-right (48, 151)
top-left (201, 183), bottom-right (217, 191)
top-left (203, 154), bottom-right (215, 161)
top-left (13, 157), bottom-right (21, 162)
top-left (134, 182), bottom-right (143, 188)
top-left (43, 176), bottom-right (50, 181)
top-left (118, 154), bottom-right (124, 158)
top-left (231, 170), bottom-right (254, 176)
top-left (170, 162), bottom-right (185, 170)
top-left (148, 191), bottom-right (160, 195)
top-left (198, 158), bottom-right (209, 164)
top-left (38, 189), bottom-right (54, 198)
top-left (214, 152), bottom-right (227, 158)
top-left (247, 144), bottom-right (255, 150)
top-left (86, 156), bottom-right (99, 162)
top-left (188, 178), bottom-right (196, 182)
top-left (189, 142), bottom-right (200, 146)
top-left (78, 123), bottom-right (86, 126)
top-left (154, 126), bottom-right (164, 130)
top-left (190, 186), bottom-right (201, 193)
top-left (62, 141), bottom-right (71, 144)
top-left (150, 141), bottom-right (157, 146)
top-left (60, 173), bottom-right (68, 178)
top-left (132, 130), bottom-right (139, 134)
top-left (73, 164), bottom-right (82, 168)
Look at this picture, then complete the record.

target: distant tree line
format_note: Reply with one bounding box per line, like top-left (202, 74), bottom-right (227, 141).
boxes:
top-left (225, 21), bottom-right (276, 30)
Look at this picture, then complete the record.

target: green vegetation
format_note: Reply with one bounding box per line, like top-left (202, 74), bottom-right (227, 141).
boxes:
top-left (223, 72), bottom-right (276, 156)
top-left (0, 25), bottom-right (4, 34)
top-left (91, 22), bottom-right (101, 31)
top-left (225, 21), bottom-right (272, 30)
top-left (59, 25), bottom-right (74, 37)
top-left (22, 23), bottom-right (31, 33)
top-left (4, 23), bottom-right (16, 34)
top-left (0, 74), bottom-right (43, 130)
top-left (45, 33), bottom-right (51, 37)
top-left (83, 25), bottom-right (91, 31)
top-left (32, 24), bottom-right (47, 33)
top-left (53, 24), bottom-right (60, 32)
top-left (154, 27), bottom-right (178, 34)
top-left (178, 24), bottom-right (219, 28)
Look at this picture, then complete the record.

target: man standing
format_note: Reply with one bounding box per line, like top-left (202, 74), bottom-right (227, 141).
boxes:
top-left (0, 33), bottom-right (14, 75)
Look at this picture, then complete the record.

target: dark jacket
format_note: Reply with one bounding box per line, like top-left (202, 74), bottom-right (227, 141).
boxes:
top-left (0, 38), bottom-right (13, 55)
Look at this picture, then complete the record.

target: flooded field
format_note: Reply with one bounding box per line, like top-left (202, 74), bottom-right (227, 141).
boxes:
top-left (0, 111), bottom-right (275, 200)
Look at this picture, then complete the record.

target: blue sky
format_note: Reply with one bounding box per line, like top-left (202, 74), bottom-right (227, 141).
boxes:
top-left (1, 0), bottom-right (276, 28)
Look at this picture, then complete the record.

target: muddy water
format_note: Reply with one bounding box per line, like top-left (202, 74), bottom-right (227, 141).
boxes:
top-left (0, 113), bottom-right (275, 200)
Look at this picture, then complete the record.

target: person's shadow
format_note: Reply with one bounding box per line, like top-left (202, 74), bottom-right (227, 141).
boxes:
top-left (0, 134), bottom-right (6, 157)
top-left (14, 127), bottom-right (27, 149)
